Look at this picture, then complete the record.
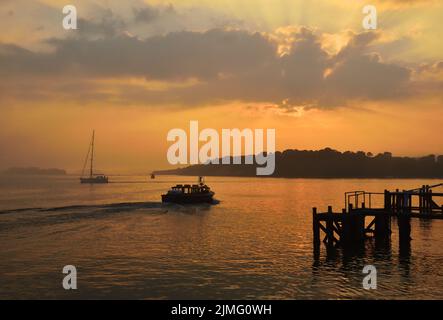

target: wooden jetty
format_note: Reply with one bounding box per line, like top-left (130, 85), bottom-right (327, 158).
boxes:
top-left (313, 184), bottom-right (443, 250)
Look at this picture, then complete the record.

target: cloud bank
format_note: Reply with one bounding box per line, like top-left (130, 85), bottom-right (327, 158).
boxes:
top-left (0, 9), bottom-right (440, 110)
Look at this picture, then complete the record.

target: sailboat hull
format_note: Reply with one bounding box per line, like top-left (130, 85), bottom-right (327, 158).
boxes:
top-left (80, 176), bottom-right (109, 184)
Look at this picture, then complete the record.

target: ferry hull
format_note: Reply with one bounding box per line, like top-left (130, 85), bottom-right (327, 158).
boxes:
top-left (162, 192), bottom-right (214, 204)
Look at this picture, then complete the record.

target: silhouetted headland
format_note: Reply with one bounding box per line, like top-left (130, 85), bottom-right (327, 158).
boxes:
top-left (4, 167), bottom-right (67, 176)
top-left (154, 148), bottom-right (443, 178)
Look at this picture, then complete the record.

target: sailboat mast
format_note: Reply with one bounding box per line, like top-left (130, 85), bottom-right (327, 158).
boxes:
top-left (90, 130), bottom-right (95, 178)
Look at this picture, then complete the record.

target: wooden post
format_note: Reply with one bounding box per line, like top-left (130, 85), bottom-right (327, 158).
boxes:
top-left (312, 207), bottom-right (320, 249)
top-left (356, 214), bottom-right (365, 241)
top-left (326, 206), bottom-right (334, 247)
top-left (418, 188), bottom-right (423, 213)
top-left (398, 194), bottom-right (411, 246)
top-left (394, 192), bottom-right (397, 212)
top-left (375, 212), bottom-right (391, 243)
top-left (424, 186), bottom-right (428, 213)
top-left (341, 208), bottom-right (350, 246)
top-left (428, 189), bottom-right (433, 214)
top-left (384, 190), bottom-right (391, 211)
top-left (398, 215), bottom-right (411, 243)
top-left (420, 187), bottom-right (424, 213)
top-left (397, 191), bottom-right (401, 214)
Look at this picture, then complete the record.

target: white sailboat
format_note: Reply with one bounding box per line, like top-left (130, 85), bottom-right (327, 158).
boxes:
top-left (80, 130), bottom-right (109, 184)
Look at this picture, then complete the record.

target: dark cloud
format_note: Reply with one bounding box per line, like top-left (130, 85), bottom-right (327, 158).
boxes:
top-left (280, 27), bottom-right (329, 100)
top-left (0, 43), bottom-right (62, 75)
top-left (325, 53), bottom-right (410, 103)
top-left (133, 6), bottom-right (160, 23)
top-left (0, 27), bottom-right (422, 109)
top-left (1, 29), bottom-right (275, 80)
top-left (132, 4), bottom-right (176, 24)
top-left (325, 32), bottom-right (410, 102)
top-left (77, 9), bottom-right (126, 37)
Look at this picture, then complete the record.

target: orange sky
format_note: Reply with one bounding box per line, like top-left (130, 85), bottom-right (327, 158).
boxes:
top-left (0, 0), bottom-right (442, 173)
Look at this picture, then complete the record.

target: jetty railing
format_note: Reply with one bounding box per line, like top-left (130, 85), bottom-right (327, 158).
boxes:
top-left (385, 187), bottom-right (443, 215)
top-left (345, 191), bottom-right (384, 211)
top-left (345, 186), bottom-right (443, 215)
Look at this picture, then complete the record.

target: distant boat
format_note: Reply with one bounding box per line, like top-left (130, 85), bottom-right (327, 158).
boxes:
top-left (161, 177), bottom-right (214, 204)
top-left (80, 130), bottom-right (109, 184)
top-left (151, 173), bottom-right (155, 179)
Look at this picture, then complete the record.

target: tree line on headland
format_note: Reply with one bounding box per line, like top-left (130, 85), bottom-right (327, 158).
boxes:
top-left (154, 148), bottom-right (443, 178)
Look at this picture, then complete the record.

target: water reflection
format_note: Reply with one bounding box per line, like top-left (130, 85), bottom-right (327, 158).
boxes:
top-left (312, 216), bottom-right (425, 299)
top-left (1, 176), bottom-right (443, 299)
top-left (313, 238), bottom-right (394, 265)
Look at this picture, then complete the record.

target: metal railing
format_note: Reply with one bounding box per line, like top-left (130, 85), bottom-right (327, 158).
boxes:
top-left (345, 191), bottom-right (384, 211)
top-left (345, 186), bottom-right (443, 215)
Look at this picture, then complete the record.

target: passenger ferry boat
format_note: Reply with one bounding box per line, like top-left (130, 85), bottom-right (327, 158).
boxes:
top-left (162, 177), bottom-right (215, 204)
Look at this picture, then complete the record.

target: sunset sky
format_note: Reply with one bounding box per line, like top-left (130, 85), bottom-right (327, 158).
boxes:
top-left (1, 0), bottom-right (442, 173)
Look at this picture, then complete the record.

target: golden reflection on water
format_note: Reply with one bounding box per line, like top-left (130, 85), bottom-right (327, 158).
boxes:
top-left (0, 175), bottom-right (442, 299)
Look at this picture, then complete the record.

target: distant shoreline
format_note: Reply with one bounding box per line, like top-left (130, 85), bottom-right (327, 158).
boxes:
top-left (3, 167), bottom-right (67, 176)
top-left (153, 148), bottom-right (443, 179)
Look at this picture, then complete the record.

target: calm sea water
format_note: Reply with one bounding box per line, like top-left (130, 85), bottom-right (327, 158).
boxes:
top-left (0, 174), bottom-right (442, 299)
